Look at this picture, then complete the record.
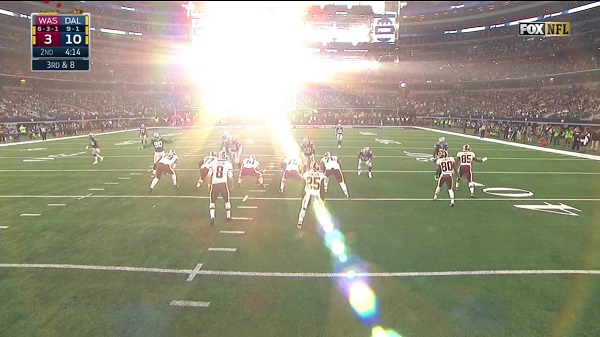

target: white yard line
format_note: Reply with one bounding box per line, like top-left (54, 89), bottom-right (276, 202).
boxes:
top-left (118, 177), bottom-right (131, 180)
top-left (249, 190), bottom-right (266, 193)
top-left (237, 206), bottom-right (258, 209)
top-left (231, 217), bottom-right (253, 220)
top-left (186, 263), bottom-right (203, 282)
top-left (207, 248), bottom-right (237, 252)
top-left (104, 182), bottom-right (119, 185)
top-left (169, 300), bottom-right (210, 308)
top-left (129, 172), bottom-right (143, 175)
top-left (88, 188), bottom-right (104, 191)
top-left (47, 204), bottom-right (66, 207)
top-left (77, 193), bottom-right (92, 200)
top-left (1, 263), bottom-right (599, 278)
top-left (220, 230), bottom-right (245, 234)
top-left (0, 195), bottom-right (599, 202)
top-left (0, 226), bottom-right (9, 229)
top-left (242, 195), bottom-right (248, 202)
top-left (20, 213), bottom-right (41, 217)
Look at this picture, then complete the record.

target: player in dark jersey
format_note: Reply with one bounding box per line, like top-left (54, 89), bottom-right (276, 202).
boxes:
top-left (151, 133), bottom-right (168, 177)
top-left (85, 132), bottom-right (104, 165)
top-left (300, 137), bottom-right (316, 172)
top-left (433, 137), bottom-right (449, 180)
top-left (335, 123), bottom-right (344, 148)
top-left (139, 124), bottom-right (148, 148)
top-left (229, 137), bottom-right (243, 167)
top-left (358, 147), bottom-right (373, 178)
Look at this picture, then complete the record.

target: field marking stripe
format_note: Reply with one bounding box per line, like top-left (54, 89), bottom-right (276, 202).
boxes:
top-left (20, 213), bottom-right (41, 217)
top-left (77, 193), bottom-right (92, 200)
top-left (1, 264), bottom-right (600, 278)
top-left (207, 248), bottom-right (237, 252)
top-left (237, 206), bottom-right (258, 209)
top-left (118, 177), bottom-right (132, 180)
top-left (417, 126), bottom-right (600, 161)
top-left (0, 226), bottom-right (9, 229)
top-left (169, 300), bottom-right (210, 308)
top-left (0, 263), bottom-right (191, 274)
top-left (220, 230), bottom-right (245, 234)
top-left (186, 263), bottom-right (203, 282)
top-left (88, 188), bottom-right (104, 191)
top-left (47, 204), bottom-right (66, 206)
top-left (0, 195), bottom-right (599, 201)
top-left (249, 190), bottom-right (266, 193)
top-left (104, 182), bottom-right (119, 185)
top-left (1, 169), bottom-right (598, 175)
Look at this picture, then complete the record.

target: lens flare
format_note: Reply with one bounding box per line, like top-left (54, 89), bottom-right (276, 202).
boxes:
top-left (349, 281), bottom-right (378, 318)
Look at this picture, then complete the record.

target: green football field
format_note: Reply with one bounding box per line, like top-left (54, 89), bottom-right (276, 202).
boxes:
top-left (1, 126), bottom-right (600, 337)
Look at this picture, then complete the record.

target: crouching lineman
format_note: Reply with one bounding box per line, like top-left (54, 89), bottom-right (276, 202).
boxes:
top-left (358, 147), bottom-right (373, 178)
top-left (238, 155), bottom-right (265, 188)
top-left (335, 123), bottom-right (344, 149)
top-left (85, 133), bottom-right (104, 164)
top-left (433, 137), bottom-right (449, 180)
top-left (207, 152), bottom-right (234, 225)
top-left (301, 137), bottom-right (316, 172)
top-left (149, 150), bottom-right (179, 193)
top-left (456, 144), bottom-right (487, 198)
top-left (279, 155), bottom-right (302, 193)
top-left (196, 150), bottom-right (217, 189)
top-left (321, 152), bottom-right (349, 198)
top-left (433, 150), bottom-right (455, 207)
top-left (151, 133), bottom-right (167, 178)
top-left (297, 162), bottom-right (326, 230)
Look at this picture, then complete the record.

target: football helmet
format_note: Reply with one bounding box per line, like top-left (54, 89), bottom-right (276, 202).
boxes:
top-left (323, 151), bottom-right (331, 158)
top-left (249, 155), bottom-right (256, 160)
top-left (463, 144), bottom-right (471, 151)
top-left (218, 151), bottom-right (228, 159)
top-left (438, 137), bottom-right (445, 143)
top-left (302, 137), bottom-right (309, 144)
top-left (153, 132), bottom-right (159, 138)
top-left (140, 124), bottom-right (145, 128)
top-left (88, 132), bottom-right (95, 139)
top-left (311, 162), bottom-right (320, 171)
top-left (438, 150), bottom-right (448, 158)
top-left (209, 150), bottom-right (217, 157)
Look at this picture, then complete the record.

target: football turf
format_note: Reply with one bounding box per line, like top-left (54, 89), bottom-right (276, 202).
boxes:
top-left (1, 127), bottom-right (599, 337)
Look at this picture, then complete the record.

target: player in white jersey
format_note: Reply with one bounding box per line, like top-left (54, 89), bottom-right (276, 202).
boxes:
top-left (320, 152), bottom-right (349, 198)
top-left (335, 124), bottom-right (344, 148)
top-left (279, 156), bottom-right (303, 193)
top-left (149, 150), bottom-right (179, 193)
top-left (297, 162), bottom-right (326, 229)
top-left (238, 155), bottom-right (265, 188)
top-left (207, 151), bottom-right (234, 225)
top-left (196, 150), bottom-right (218, 189)
top-left (455, 144), bottom-right (487, 198)
top-left (433, 150), bottom-right (455, 206)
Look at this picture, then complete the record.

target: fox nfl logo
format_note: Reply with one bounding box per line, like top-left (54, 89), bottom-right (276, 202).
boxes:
top-left (519, 22), bottom-right (570, 36)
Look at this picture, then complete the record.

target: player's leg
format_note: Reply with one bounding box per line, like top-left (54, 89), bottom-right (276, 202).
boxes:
top-left (456, 167), bottom-right (463, 190)
top-left (223, 185), bottom-right (232, 221)
top-left (337, 134), bottom-right (342, 148)
top-left (237, 168), bottom-right (245, 186)
top-left (149, 164), bottom-right (163, 192)
top-left (467, 169), bottom-right (475, 197)
top-left (336, 171), bottom-right (349, 198)
top-left (297, 194), bottom-right (311, 229)
top-left (433, 178), bottom-right (443, 200)
top-left (152, 153), bottom-right (160, 177)
top-left (323, 172), bottom-right (330, 192)
top-left (367, 159), bottom-right (373, 178)
top-left (280, 170), bottom-right (287, 193)
top-left (254, 170), bottom-right (265, 187)
top-left (197, 167), bottom-right (208, 188)
top-left (447, 178), bottom-right (455, 206)
top-left (209, 185), bottom-right (218, 225)
top-left (169, 167), bottom-right (178, 188)
top-left (357, 159), bottom-right (362, 175)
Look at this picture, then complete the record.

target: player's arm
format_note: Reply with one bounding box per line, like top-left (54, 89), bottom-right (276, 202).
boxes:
top-left (473, 156), bottom-right (487, 162)
top-left (227, 169), bottom-right (234, 189)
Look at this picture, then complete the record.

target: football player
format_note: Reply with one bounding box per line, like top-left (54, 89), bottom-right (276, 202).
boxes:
top-left (335, 123), bottom-right (344, 148)
top-left (297, 162), bottom-right (326, 230)
top-left (358, 147), bottom-right (373, 178)
top-left (151, 133), bottom-right (168, 178)
top-left (300, 137), bottom-right (316, 172)
top-left (149, 149), bottom-right (179, 193)
top-left (433, 150), bottom-right (455, 207)
top-left (85, 132), bottom-right (104, 165)
top-left (207, 151), bottom-right (234, 225)
top-left (221, 131), bottom-right (233, 155)
top-left (196, 150), bottom-right (218, 189)
top-left (433, 137), bottom-right (449, 180)
top-left (321, 152), bottom-right (349, 198)
top-left (455, 144), bottom-right (487, 198)
top-left (279, 155), bottom-right (302, 193)
top-left (229, 137), bottom-right (243, 167)
top-left (238, 155), bottom-right (265, 188)
top-left (139, 124), bottom-right (148, 148)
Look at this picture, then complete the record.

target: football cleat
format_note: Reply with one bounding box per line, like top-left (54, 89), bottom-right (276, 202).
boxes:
top-left (226, 217), bottom-right (232, 222)
top-left (470, 194), bottom-right (475, 198)
top-left (210, 218), bottom-right (215, 226)
top-left (297, 223), bottom-right (303, 229)
top-left (149, 188), bottom-right (154, 194)
top-left (450, 203), bottom-right (455, 207)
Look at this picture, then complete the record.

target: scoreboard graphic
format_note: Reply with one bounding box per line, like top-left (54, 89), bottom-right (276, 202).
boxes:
top-left (31, 13), bottom-right (90, 71)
